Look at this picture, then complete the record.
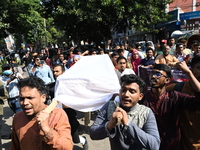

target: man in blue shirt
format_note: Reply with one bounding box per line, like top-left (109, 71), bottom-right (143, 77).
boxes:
top-left (29, 55), bottom-right (55, 85)
top-left (140, 48), bottom-right (155, 68)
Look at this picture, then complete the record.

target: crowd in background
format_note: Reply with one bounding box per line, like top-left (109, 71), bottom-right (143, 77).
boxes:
top-left (0, 36), bottom-right (200, 150)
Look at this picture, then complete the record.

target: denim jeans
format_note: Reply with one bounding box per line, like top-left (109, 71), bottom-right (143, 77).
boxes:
top-left (8, 98), bottom-right (22, 113)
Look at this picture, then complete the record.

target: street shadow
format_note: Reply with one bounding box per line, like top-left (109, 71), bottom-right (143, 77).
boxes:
top-left (3, 105), bottom-right (14, 120)
top-left (78, 124), bottom-right (90, 135)
top-left (73, 145), bottom-right (82, 150)
top-left (1, 119), bottom-right (12, 138)
top-left (76, 111), bottom-right (84, 120)
top-left (2, 141), bottom-right (11, 150)
top-left (76, 111), bottom-right (98, 122)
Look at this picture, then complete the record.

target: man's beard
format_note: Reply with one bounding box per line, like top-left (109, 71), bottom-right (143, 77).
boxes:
top-left (151, 83), bottom-right (166, 89)
top-left (119, 68), bottom-right (125, 73)
top-left (147, 55), bottom-right (152, 59)
top-left (119, 103), bottom-right (132, 112)
top-left (163, 52), bottom-right (169, 56)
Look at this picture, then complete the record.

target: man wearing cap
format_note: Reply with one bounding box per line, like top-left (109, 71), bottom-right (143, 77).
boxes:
top-left (1, 64), bottom-right (23, 113)
top-left (155, 39), bottom-right (167, 56)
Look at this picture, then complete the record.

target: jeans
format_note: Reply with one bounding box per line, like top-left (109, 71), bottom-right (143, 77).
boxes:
top-left (8, 98), bottom-right (22, 113)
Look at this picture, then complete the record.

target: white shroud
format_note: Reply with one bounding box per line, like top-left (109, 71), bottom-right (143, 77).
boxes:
top-left (54, 54), bottom-right (120, 112)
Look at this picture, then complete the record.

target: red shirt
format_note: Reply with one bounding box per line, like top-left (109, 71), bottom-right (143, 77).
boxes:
top-left (140, 90), bottom-right (200, 150)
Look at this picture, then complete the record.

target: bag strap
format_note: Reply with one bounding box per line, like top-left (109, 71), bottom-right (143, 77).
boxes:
top-left (174, 82), bottom-right (185, 92)
top-left (110, 93), bottom-right (119, 101)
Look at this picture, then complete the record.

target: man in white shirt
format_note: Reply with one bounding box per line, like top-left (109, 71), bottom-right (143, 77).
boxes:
top-left (115, 56), bottom-right (135, 85)
top-left (1, 64), bottom-right (23, 113)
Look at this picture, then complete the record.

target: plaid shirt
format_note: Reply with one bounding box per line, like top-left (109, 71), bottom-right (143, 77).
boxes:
top-left (140, 90), bottom-right (200, 150)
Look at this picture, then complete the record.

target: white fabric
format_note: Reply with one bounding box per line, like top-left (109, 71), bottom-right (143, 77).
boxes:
top-left (115, 68), bottom-right (135, 81)
top-left (54, 54), bottom-right (120, 112)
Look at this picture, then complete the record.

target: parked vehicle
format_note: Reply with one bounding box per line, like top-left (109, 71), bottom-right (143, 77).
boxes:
top-left (136, 41), bottom-right (155, 51)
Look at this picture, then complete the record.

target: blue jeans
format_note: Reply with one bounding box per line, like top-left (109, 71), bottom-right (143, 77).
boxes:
top-left (8, 98), bottom-right (22, 113)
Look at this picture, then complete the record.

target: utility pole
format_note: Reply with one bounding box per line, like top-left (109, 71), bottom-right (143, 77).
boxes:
top-left (44, 18), bottom-right (47, 47)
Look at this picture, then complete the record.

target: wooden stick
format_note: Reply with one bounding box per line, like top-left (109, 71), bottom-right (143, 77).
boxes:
top-left (115, 101), bottom-right (121, 125)
top-left (44, 100), bottom-right (58, 113)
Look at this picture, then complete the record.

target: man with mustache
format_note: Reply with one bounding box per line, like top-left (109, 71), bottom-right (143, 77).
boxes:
top-left (140, 48), bottom-right (155, 68)
top-left (10, 77), bottom-right (73, 150)
top-left (154, 45), bottom-right (179, 67)
top-left (140, 63), bottom-right (200, 150)
top-left (115, 56), bottom-right (135, 85)
top-left (90, 74), bottom-right (160, 150)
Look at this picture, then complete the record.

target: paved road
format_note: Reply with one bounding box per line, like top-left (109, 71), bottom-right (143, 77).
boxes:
top-left (1, 69), bottom-right (111, 150)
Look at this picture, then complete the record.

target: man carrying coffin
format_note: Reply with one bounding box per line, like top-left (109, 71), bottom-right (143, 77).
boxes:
top-left (90, 74), bottom-right (160, 150)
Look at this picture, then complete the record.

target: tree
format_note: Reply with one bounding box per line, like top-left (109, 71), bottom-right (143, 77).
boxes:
top-left (0, 0), bottom-right (66, 49)
top-left (42, 0), bottom-right (172, 45)
top-left (0, 0), bottom-right (10, 38)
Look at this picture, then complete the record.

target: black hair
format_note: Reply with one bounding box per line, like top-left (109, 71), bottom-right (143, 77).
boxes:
top-left (135, 43), bottom-right (142, 48)
top-left (88, 49), bottom-right (97, 55)
top-left (120, 74), bottom-right (146, 93)
top-left (145, 42), bottom-right (151, 47)
top-left (168, 37), bottom-right (175, 40)
top-left (191, 54), bottom-right (200, 68)
top-left (116, 49), bottom-right (124, 54)
top-left (194, 43), bottom-right (200, 47)
top-left (153, 64), bottom-right (172, 78)
top-left (53, 64), bottom-right (65, 72)
top-left (2, 64), bottom-right (10, 70)
top-left (191, 40), bottom-right (199, 44)
top-left (116, 56), bottom-right (127, 63)
top-left (98, 48), bottom-right (105, 54)
top-left (176, 42), bottom-right (184, 48)
top-left (18, 76), bottom-right (47, 96)
top-left (111, 52), bottom-right (119, 58)
top-left (146, 47), bottom-right (153, 53)
top-left (73, 47), bottom-right (81, 54)
top-left (128, 43), bottom-right (136, 48)
top-left (33, 55), bottom-right (43, 62)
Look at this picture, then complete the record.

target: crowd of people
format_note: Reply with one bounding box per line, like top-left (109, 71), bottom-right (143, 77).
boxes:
top-left (0, 36), bottom-right (200, 150)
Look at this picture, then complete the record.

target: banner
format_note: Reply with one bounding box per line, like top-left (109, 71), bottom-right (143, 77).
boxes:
top-left (4, 35), bottom-right (14, 52)
top-left (54, 54), bottom-right (121, 112)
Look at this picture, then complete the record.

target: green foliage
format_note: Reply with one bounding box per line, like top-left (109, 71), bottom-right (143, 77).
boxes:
top-left (0, 0), bottom-right (66, 48)
top-left (42, 0), bottom-right (171, 44)
top-left (0, 0), bottom-right (172, 49)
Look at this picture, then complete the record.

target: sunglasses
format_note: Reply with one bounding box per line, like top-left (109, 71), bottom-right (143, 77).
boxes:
top-left (150, 72), bottom-right (168, 78)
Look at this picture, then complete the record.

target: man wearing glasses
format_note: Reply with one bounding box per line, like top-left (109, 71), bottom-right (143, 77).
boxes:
top-left (140, 63), bottom-right (200, 150)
